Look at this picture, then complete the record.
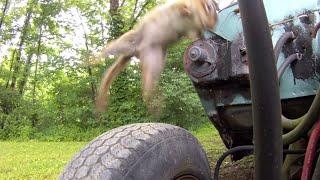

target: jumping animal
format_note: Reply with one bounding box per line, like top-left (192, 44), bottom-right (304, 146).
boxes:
top-left (92, 0), bottom-right (218, 112)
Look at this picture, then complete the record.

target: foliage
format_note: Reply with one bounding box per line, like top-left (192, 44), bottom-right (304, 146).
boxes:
top-left (0, 0), bottom-right (209, 141)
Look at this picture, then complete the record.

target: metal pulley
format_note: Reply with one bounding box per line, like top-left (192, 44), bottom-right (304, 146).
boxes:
top-left (183, 39), bottom-right (217, 82)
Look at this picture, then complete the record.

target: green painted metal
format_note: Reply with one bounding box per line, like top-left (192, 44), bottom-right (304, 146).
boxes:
top-left (203, 0), bottom-right (320, 106)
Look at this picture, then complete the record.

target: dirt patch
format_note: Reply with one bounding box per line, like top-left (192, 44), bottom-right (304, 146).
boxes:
top-left (211, 155), bottom-right (254, 180)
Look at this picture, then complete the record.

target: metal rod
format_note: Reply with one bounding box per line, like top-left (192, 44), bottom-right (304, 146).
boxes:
top-left (274, 32), bottom-right (296, 65)
top-left (238, 0), bottom-right (283, 179)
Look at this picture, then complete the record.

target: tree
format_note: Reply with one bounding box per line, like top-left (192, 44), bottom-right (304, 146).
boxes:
top-left (10, 0), bottom-right (37, 89)
top-left (0, 0), bottom-right (10, 31)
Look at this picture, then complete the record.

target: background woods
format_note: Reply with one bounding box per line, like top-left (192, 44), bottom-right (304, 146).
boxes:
top-left (0, 0), bottom-right (208, 141)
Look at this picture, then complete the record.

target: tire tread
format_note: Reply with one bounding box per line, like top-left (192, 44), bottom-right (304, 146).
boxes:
top-left (59, 123), bottom-right (202, 180)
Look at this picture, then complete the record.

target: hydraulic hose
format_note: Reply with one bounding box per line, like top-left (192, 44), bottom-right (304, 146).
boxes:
top-left (274, 32), bottom-right (296, 65)
top-left (213, 145), bottom-right (306, 180)
top-left (283, 89), bottom-right (320, 145)
top-left (282, 115), bottom-right (304, 130)
top-left (277, 53), bottom-right (303, 79)
top-left (276, 40), bottom-right (320, 144)
top-left (273, 33), bottom-right (301, 130)
top-left (282, 140), bottom-right (306, 180)
top-left (301, 119), bottom-right (320, 180)
top-left (278, 53), bottom-right (303, 130)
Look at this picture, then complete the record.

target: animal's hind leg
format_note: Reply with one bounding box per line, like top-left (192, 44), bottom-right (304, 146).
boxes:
top-left (96, 55), bottom-right (131, 112)
top-left (140, 47), bottom-right (165, 104)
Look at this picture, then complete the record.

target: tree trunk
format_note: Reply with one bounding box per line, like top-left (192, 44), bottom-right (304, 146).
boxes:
top-left (109, 0), bottom-right (124, 39)
top-left (86, 39), bottom-right (96, 102)
top-left (0, 0), bottom-right (10, 31)
top-left (30, 25), bottom-right (42, 127)
top-left (5, 49), bottom-right (16, 88)
top-left (32, 25), bottom-right (42, 105)
top-left (110, 0), bottom-right (119, 11)
top-left (85, 37), bottom-right (96, 102)
top-left (129, 0), bottom-right (151, 29)
top-left (77, 9), bottom-right (96, 102)
top-left (0, 59), bottom-right (3, 73)
top-left (18, 52), bottom-right (33, 94)
top-left (10, 0), bottom-right (35, 89)
top-left (100, 16), bottom-right (105, 42)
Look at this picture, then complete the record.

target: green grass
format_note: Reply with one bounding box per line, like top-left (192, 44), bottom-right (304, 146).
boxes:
top-left (0, 124), bottom-right (225, 180)
top-left (191, 124), bottom-right (227, 167)
top-left (0, 141), bottom-right (87, 179)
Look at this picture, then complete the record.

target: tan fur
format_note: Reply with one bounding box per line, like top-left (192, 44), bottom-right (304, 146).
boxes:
top-left (94, 0), bottom-right (218, 112)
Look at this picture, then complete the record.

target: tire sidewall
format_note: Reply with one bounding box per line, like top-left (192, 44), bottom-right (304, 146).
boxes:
top-left (124, 135), bottom-right (211, 180)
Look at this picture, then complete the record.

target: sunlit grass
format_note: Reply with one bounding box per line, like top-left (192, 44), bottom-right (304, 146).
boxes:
top-left (0, 141), bottom-right (86, 179)
top-left (0, 124), bottom-right (225, 179)
top-left (191, 124), bottom-right (227, 167)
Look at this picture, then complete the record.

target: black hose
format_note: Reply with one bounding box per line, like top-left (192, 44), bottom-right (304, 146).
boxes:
top-left (277, 53), bottom-right (302, 79)
top-left (213, 145), bottom-right (253, 180)
top-left (213, 145), bottom-right (306, 180)
top-left (274, 32), bottom-right (296, 65)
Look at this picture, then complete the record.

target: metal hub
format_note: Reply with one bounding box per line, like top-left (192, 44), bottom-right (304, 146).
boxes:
top-left (175, 175), bottom-right (199, 180)
top-left (183, 39), bottom-right (217, 81)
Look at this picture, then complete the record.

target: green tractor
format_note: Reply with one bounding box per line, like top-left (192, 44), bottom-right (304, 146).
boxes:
top-left (60, 0), bottom-right (320, 179)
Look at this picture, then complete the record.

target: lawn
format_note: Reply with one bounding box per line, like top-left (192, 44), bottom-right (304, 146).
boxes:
top-left (0, 124), bottom-right (226, 180)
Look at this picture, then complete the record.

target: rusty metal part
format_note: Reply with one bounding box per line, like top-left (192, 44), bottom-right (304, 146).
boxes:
top-left (283, 24), bottom-right (315, 79)
top-left (184, 2), bottom-right (319, 171)
top-left (230, 34), bottom-right (249, 77)
top-left (175, 175), bottom-right (199, 180)
top-left (270, 11), bottom-right (317, 28)
top-left (312, 21), bottom-right (320, 38)
top-left (188, 46), bottom-right (209, 63)
top-left (183, 34), bottom-right (249, 84)
top-left (183, 39), bottom-right (217, 82)
top-left (274, 31), bottom-right (296, 65)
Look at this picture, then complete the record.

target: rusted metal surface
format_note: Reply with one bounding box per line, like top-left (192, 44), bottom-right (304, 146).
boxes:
top-left (283, 20), bottom-right (316, 79)
top-left (183, 34), bottom-right (248, 85)
top-left (183, 40), bottom-right (217, 82)
top-left (230, 34), bottom-right (249, 76)
top-left (183, 0), bottom-right (320, 164)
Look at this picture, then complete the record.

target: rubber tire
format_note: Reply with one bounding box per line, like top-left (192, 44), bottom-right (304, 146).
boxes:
top-left (59, 123), bottom-right (211, 180)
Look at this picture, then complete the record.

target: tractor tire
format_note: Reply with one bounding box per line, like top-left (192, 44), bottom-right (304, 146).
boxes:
top-left (59, 123), bottom-right (211, 180)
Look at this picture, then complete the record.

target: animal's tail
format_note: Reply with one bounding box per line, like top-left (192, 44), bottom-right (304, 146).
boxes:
top-left (88, 30), bottom-right (139, 65)
top-left (95, 55), bottom-right (131, 112)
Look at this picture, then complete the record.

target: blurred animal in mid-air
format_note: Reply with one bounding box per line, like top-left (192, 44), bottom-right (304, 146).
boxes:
top-left (91, 0), bottom-right (218, 112)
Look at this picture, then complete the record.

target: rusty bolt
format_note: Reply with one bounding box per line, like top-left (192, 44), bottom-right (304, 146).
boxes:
top-left (188, 46), bottom-right (208, 62)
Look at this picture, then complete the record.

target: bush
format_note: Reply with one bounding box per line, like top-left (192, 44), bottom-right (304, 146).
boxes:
top-left (0, 41), bottom-right (209, 141)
